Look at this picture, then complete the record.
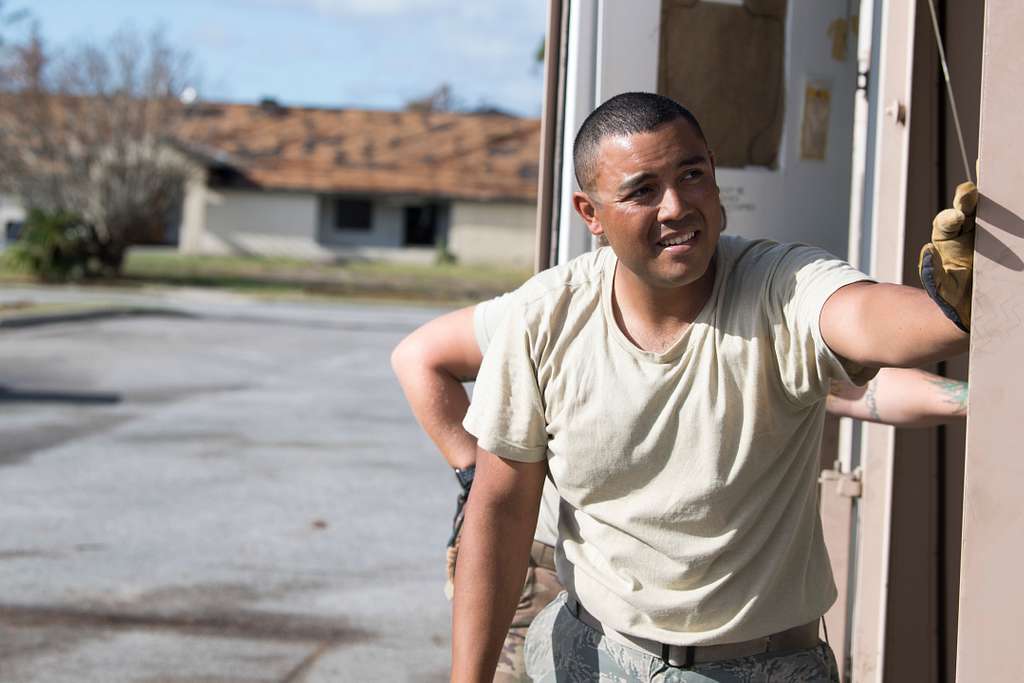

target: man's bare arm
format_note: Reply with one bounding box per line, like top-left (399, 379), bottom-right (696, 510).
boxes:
top-left (396, 305), bottom-right (967, 433)
top-left (391, 306), bottom-right (481, 469)
top-left (452, 450), bottom-right (545, 682)
top-left (822, 182), bottom-right (975, 368)
top-left (826, 368), bottom-right (968, 427)
top-left (820, 281), bottom-right (969, 369)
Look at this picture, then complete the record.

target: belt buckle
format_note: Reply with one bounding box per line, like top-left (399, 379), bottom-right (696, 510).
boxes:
top-left (662, 643), bottom-right (695, 669)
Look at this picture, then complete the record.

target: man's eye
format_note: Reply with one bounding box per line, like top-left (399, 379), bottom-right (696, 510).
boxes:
top-left (682, 169), bottom-right (704, 182)
top-left (628, 187), bottom-right (653, 199)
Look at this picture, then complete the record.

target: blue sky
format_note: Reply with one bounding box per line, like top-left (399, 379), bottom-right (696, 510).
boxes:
top-left (24, 0), bottom-right (547, 116)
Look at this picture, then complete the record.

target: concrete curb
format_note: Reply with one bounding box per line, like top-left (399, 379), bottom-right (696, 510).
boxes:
top-left (0, 307), bottom-right (197, 329)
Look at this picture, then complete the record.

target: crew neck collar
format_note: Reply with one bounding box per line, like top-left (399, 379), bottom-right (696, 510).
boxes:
top-left (600, 246), bottom-right (725, 364)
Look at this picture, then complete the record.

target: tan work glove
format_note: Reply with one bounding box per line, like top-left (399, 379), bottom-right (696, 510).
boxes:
top-left (918, 181), bottom-right (977, 332)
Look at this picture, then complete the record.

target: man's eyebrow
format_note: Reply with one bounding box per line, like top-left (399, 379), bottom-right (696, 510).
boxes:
top-left (677, 154), bottom-right (708, 167)
top-left (615, 154), bottom-right (709, 194)
top-left (616, 172), bottom-right (657, 194)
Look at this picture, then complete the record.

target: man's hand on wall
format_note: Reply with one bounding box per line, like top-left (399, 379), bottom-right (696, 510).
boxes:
top-left (919, 181), bottom-right (978, 332)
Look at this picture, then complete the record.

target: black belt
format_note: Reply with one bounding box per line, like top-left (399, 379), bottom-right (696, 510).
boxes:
top-left (565, 595), bottom-right (820, 668)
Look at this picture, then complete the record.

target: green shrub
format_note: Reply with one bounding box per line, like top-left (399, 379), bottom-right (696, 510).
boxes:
top-left (3, 209), bottom-right (98, 281)
top-left (434, 235), bottom-right (457, 266)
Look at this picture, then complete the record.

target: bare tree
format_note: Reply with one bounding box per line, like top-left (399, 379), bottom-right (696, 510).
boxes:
top-left (405, 83), bottom-right (455, 113)
top-left (0, 1), bottom-right (27, 45)
top-left (0, 23), bottom-right (198, 273)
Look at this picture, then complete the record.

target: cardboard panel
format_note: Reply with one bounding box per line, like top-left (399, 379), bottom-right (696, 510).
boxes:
top-left (658, 0), bottom-right (786, 167)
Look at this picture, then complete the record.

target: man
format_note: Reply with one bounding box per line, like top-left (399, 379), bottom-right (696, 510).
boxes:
top-left (446, 92), bottom-right (973, 682)
top-left (391, 302), bottom-right (967, 682)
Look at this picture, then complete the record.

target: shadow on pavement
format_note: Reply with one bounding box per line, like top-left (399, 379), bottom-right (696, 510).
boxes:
top-left (0, 385), bottom-right (121, 404)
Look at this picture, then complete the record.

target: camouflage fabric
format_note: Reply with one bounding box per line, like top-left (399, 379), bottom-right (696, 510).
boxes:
top-left (525, 594), bottom-right (839, 682)
top-left (495, 561), bottom-right (564, 683)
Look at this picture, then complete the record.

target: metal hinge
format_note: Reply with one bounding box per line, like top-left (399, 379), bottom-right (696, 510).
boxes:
top-left (856, 69), bottom-right (870, 93)
top-left (819, 462), bottom-right (863, 498)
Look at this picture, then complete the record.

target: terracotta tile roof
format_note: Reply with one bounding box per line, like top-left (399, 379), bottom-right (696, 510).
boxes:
top-left (173, 102), bottom-right (541, 202)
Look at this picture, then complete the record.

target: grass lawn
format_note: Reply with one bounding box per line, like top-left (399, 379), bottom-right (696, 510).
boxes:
top-left (0, 248), bottom-right (534, 306)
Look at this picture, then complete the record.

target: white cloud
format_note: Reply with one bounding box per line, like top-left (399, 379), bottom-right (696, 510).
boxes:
top-left (273, 0), bottom-right (459, 17)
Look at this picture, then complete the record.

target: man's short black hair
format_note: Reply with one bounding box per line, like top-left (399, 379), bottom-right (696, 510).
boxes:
top-left (573, 92), bottom-right (706, 193)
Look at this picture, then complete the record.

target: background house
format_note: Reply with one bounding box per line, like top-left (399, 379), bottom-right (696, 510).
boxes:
top-left (173, 100), bottom-right (541, 266)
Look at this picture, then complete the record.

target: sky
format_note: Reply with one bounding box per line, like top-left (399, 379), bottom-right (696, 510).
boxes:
top-left (22, 0), bottom-right (548, 116)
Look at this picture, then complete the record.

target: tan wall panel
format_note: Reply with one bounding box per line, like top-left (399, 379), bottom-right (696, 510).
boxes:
top-left (956, 0), bottom-right (1024, 679)
top-left (818, 414), bottom-right (852, 680)
top-left (882, 7), bottom-right (943, 679)
top-left (936, 2), bottom-right (982, 678)
top-left (850, 2), bottom-right (918, 679)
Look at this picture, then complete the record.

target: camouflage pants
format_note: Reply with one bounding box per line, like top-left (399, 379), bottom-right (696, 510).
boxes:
top-left (494, 542), bottom-right (564, 683)
top-left (524, 593), bottom-right (839, 682)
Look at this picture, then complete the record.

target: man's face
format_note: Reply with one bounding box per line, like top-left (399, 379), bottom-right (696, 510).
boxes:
top-left (574, 119), bottom-right (722, 292)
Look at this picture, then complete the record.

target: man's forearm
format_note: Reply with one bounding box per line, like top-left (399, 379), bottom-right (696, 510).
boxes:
top-left (391, 307), bottom-right (482, 469)
top-left (451, 449), bottom-right (544, 682)
top-left (395, 362), bottom-right (477, 469)
top-left (827, 367), bottom-right (968, 427)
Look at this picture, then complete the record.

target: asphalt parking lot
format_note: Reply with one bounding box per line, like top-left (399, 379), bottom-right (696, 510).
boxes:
top-left (0, 287), bottom-right (457, 682)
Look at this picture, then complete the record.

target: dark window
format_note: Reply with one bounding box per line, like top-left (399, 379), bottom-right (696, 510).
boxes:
top-left (5, 221), bottom-right (23, 242)
top-left (404, 205), bottom-right (438, 246)
top-left (335, 199), bottom-right (372, 230)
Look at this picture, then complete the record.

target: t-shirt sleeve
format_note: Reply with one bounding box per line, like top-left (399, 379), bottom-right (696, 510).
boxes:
top-left (767, 245), bottom-right (877, 401)
top-left (473, 293), bottom-right (515, 355)
top-left (463, 299), bottom-right (549, 463)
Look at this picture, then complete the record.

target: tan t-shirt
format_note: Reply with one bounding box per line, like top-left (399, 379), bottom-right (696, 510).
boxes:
top-left (474, 297), bottom-right (560, 548)
top-left (463, 235), bottom-right (873, 645)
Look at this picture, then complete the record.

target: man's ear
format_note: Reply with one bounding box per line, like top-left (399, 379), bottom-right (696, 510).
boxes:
top-left (572, 191), bottom-right (604, 237)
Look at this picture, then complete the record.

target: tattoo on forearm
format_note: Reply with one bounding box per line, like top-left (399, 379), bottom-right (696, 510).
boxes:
top-left (928, 377), bottom-right (969, 414)
top-left (864, 382), bottom-right (881, 421)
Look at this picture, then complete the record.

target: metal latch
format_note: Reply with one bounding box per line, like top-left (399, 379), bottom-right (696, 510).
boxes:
top-left (885, 99), bottom-right (908, 126)
top-left (819, 463), bottom-right (863, 498)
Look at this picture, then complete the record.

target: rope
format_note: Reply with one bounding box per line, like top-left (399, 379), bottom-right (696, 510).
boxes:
top-left (925, 0), bottom-right (974, 184)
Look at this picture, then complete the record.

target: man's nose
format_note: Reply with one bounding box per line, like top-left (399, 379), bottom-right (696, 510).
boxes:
top-left (657, 188), bottom-right (688, 223)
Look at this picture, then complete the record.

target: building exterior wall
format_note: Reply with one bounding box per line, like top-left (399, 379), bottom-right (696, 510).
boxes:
top-left (181, 185), bottom-right (534, 266)
top-left (181, 187), bottom-right (327, 260)
top-left (448, 200), bottom-right (536, 267)
top-left (178, 166), bottom-right (209, 254)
